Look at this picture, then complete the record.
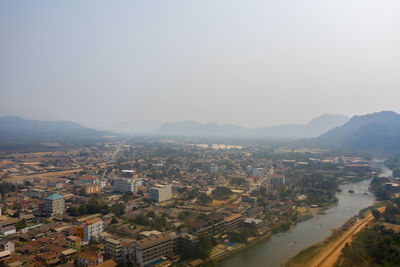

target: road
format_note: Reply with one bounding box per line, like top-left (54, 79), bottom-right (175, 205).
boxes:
top-left (310, 207), bottom-right (385, 267)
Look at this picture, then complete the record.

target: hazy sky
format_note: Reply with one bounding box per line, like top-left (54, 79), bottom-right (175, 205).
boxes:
top-left (1, 0), bottom-right (400, 129)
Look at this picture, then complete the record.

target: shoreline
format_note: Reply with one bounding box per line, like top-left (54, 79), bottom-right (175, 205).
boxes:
top-left (216, 178), bottom-right (374, 266)
top-left (213, 206), bottom-right (324, 264)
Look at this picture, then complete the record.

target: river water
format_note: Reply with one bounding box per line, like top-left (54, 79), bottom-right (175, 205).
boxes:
top-left (221, 164), bottom-right (391, 267)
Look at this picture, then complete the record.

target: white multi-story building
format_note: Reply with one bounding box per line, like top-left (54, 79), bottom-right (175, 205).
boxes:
top-left (83, 218), bottom-right (103, 241)
top-left (149, 184), bottom-right (172, 203)
top-left (114, 178), bottom-right (143, 193)
top-left (129, 232), bottom-right (172, 267)
top-left (44, 193), bottom-right (65, 217)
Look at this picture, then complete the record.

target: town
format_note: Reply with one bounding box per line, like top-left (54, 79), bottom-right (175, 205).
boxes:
top-left (0, 139), bottom-right (378, 267)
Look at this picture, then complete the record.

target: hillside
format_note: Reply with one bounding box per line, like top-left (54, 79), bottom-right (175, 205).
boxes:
top-left (158, 114), bottom-right (349, 139)
top-left (0, 116), bottom-right (109, 142)
top-left (315, 111), bottom-right (400, 151)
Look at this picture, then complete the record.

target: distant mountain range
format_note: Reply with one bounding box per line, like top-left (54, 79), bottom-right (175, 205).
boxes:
top-left (158, 114), bottom-right (350, 139)
top-left (313, 111), bottom-right (400, 151)
top-left (0, 116), bottom-right (110, 142)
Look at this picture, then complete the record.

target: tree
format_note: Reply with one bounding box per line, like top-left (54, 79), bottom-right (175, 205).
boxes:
top-left (15, 219), bottom-right (26, 230)
top-left (198, 193), bottom-right (212, 205)
top-left (372, 209), bottom-right (381, 220)
top-left (194, 234), bottom-right (213, 260)
top-left (111, 217), bottom-right (118, 224)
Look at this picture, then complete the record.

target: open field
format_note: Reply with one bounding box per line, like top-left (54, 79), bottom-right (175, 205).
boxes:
top-left (5, 168), bottom-right (83, 183)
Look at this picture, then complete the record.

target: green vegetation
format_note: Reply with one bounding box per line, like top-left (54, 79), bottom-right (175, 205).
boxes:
top-left (194, 234), bottom-right (213, 260)
top-left (340, 225), bottom-right (400, 267)
top-left (198, 193), bottom-right (212, 205)
top-left (298, 174), bottom-right (338, 206)
top-left (15, 219), bottom-right (27, 230)
top-left (132, 212), bottom-right (170, 231)
top-left (67, 195), bottom-right (125, 216)
top-left (211, 186), bottom-right (233, 200)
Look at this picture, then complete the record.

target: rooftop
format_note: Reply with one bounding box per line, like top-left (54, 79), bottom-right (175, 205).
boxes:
top-left (46, 193), bottom-right (64, 200)
top-left (134, 233), bottom-right (171, 250)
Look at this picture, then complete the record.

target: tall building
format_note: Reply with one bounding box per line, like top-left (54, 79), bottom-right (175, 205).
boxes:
top-left (83, 218), bottom-right (103, 241)
top-left (271, 174), bottom-right (285, 187)
top-left (105, 238), bottom-right (122, 264)
top-left (149, 184), bottom-right (172, 203)
top-left (44, 193), bottom-right (65, 217)
top-left (129, 232), bottom-right (173, 267)
top-left (209, 163), bottom-right (219, 173)
top-left (114, 178), bottom-right (143, 193)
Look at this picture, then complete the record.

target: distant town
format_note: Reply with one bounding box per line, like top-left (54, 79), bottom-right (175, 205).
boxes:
top-left (0, 138), bottom-right (388, 267)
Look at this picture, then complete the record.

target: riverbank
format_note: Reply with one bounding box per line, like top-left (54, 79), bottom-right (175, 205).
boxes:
top-left (220, 178), bottom-right (375, 267)
top-left (212, 207), bottom-right (322, 263)
top-left (285, 162), bottom-right (391, 267)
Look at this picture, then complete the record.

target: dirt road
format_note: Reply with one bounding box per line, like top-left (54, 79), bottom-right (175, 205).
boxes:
top-left (310, 207), bottom-right (384, 267)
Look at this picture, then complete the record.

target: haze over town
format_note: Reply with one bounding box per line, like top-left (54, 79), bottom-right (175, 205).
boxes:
top-left (2, 1), bottom-right (400, 267)
top-left (1, 0), bottom-right (400, 129)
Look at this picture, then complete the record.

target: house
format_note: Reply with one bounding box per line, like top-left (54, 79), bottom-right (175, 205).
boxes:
top-left (76, 251), bottom-right (103, 267)
top-left (1, 226), bottom-right (16, 236)
top-left (0, 239), bottom-right (14, 253)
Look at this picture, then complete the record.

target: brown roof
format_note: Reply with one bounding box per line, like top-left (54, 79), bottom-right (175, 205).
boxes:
top-left (134, 233), bottom-right (172, 250)
top-left (89, 259), bottom-right (117, 267)
top-left (78, 251), bottom-right (101, 261)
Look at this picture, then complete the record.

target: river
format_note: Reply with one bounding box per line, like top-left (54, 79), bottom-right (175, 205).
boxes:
top-left (221, 164), bottom-right (391, 267)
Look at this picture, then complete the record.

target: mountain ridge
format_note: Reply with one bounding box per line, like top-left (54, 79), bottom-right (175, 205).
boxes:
top-left (314, 111), bottom-right (400, 151)
top-left (0, 116), bottom-right (110, 142)
top-left (158, 114), bottom-right (350, 139)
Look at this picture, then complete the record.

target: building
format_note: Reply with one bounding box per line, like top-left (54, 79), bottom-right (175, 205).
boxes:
top-left (80, 175), bottom-right (100, 185)
top-left (0, 239), bottom-right (14, 253)
top-left (92, 259), bottom-right (117, 267)
top-left (113, 178), bottom-right (143, 193)
top-left (44, 193), bottom-right (65, 217)
top-left (224, 213), bottom-right (243, 232)
top-left (150, 184), bottom-right (172, 203)
top-left (176, 234), bottom-right (198, 256)
top-left (270, 174), bottom-right (285, 187)
top-left (105, 238), bottom-right (122, 264)
top-left (209, 163), bottom-right (219, 173)
top-left (77, 251), bottom-right (103, 267)
top-left (66, 235), bottom-right (81, 251)
top-left (1, 226), bottom-right (16, 236)
top-left (130, 232), bottom-right (173, 267)
top-left (84, 184), bottom-right (100, 195)
top-left (83, 218), bottom-right (103, 241)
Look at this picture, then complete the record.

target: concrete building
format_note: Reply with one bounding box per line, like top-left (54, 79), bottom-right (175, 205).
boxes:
top-left (224, 213), bottom-right (243, 232)
top-left (209, 163), bottom-right (219, 173)
top-left (105, 238), bottom-right (122, 264)
top-left (129, 232), bottom-right (173, 267)
top-left (66, 235), bottom-right (81, 252)
top-left (176, 234), bottom-right (198, 256)
top-left (84, 184), bottom-right (100, 195)
top-left (271, 174), bottom-right (285, 187)
top-left (83, 218), bottom-right (103, 241)
top-left (1, 226), bottom-right (16, 236)
top-left (76, 251), bottom-right (103, 267)
top-left (114, 178), bottom-right (143, 193)
top-left (0, 239), bottom-right (14, 253)
top-left (150, 184), bottom-right (172, 203)
top-left (44, 193), bottom-right (65, 217)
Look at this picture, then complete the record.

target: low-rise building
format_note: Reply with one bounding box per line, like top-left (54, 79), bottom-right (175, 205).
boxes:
top-left (66, 235), bottom-right (81, 251)
top-left (77, 251), bottom-right (103, 267)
